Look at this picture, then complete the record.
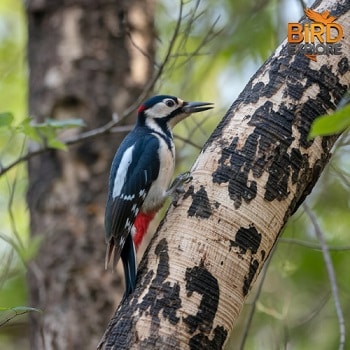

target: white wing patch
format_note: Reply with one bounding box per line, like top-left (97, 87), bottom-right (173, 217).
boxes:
top-left (139, 189), bottom-right (147, 199)
top-left (119, 235), bottom-right (126, 247)
top-left (121, 194), bottom-right (135, 201)
top-left (131, 203), bottom-right (139, 215)
top-left (112, 145), bottom-right (134, 198)
top-left (125, 218), bottom-right (133, 231)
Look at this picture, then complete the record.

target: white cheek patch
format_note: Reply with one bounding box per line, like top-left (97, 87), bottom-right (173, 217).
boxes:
top-left (145, 103), bottom-right (178, 119)
top-left (112, 145), bottom-right (134, 198)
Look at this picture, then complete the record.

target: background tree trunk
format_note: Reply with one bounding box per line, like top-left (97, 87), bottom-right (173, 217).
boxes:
top-left (26, 1), bottom-right (155, 349)
top-left (99, 1), bottom-right (350, 349)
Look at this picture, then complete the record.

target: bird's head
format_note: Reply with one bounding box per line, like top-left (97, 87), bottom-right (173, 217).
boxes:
top-left (137, 95), bottom-right (213, 132)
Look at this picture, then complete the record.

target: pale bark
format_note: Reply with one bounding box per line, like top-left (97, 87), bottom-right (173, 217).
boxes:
top-left (26, 1), bottom-right (155, 349)
top-left (99, 1), bottom-right (350, 349)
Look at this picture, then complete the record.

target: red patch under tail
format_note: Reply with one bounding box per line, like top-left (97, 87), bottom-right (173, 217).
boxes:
top-left (133, 211), bottom-right (156, 250)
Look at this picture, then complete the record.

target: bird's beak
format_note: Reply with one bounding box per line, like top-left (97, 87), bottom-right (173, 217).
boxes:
top-left (182, 101), bottom-right (214, 114)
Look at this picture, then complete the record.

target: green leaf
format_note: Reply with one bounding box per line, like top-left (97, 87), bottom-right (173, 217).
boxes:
top-left (47, 137), bottom-right (67, 151)
top-left (19, 118), bottom-right (42, 142)
top-left (0, 112), bottom-right (14, 128)
top-left (10, 306), bottom-right (42, 314)
top-left (38, 118), bottom-right (86, 129)
top-left (309, 105), bottom-right (350, 139)
top-left (41, 127), bottom-right (67, 150)
top-left (0, 306), bottom-right (42, 327)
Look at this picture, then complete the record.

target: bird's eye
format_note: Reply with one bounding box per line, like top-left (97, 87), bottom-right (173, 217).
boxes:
top-left (165, 99), bottom-right (176, 108)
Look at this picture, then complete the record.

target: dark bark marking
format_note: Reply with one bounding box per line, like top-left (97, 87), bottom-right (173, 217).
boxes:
top-left (186, 185), bottom-right (218, 218)
top-left (105, 239), bottom-right (179, 348)
top-left (136, 239), bottom-right (181, 347)
top-left (104, 314), bottom-right (135, 349)
top-left (338, 57), bottom-right (349, 76)
top-left (229, 225), bottom-right (262, 296)
top-left (248, 102), bottom-right (296, 202)
top-left (189, 325), bottom-right (228, 350)
top-left (290, 148), bottom-right (304, 184)
top-left (230, 225), bottom-right (261, 255)
top-left (285, 153), bottom-right (331, 221)
top-left (213, 135), bottom-right (258, 209)
top-left (184, 263), bottom-right (220, 334)
top-left (211, 46), bottom-right (348, 209)
top-left (184, 184), bottom-right (195, 199)
top-left (334, 2), bottom-right (350, 15)
top-left (138, 239), bottom-right (181, 327)
top-left (243, 258), bottom-right (259, 296)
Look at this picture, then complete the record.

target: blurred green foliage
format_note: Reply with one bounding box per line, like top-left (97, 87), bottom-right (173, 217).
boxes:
top-left (0, 0), bottom-right (30, 347)
top-left (0, 0), bottom-right (349, 349)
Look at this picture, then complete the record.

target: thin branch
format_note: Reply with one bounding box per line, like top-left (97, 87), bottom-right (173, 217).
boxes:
top-left (173, 133), bottom-right (202, 149)
top-left (139, 0), bottom-right (185, 96)
top-left (331, 165), bottom-right (350, 188)
top-left (279, 237), bottom-right (350, 252)
top-left (239, 252), bottom-right (274, 349)
top-left (6, 184), bottom-right (25, 249)
top-left (0, 232), bottom-right (23, 265)
top-left (294, 291), bottom-right (331, 327)
top-left (6, 140), bottom-right (26, 252)
top-left (171, 15), bottom-right (221, 73)
top-left (186, 109), bottom-right (212, 140)
top-left (126, 27), bottom-right (159, 69)
top-left (303, 203), bottom-right (345, 350)
top-left (0, 124), bottom-right (133, 176)
top-left (0, 249), bottom-right (15, 290)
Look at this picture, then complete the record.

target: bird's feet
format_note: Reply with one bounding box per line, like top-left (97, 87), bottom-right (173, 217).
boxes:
top-left (167, 171), bottom-right (192, 206)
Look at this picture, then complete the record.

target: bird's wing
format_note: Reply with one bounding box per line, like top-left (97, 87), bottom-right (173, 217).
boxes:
top-left (105, 133), bottom-right (160, 268)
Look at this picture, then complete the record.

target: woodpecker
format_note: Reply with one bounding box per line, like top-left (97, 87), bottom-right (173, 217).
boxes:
top-left (104, 95), bottom-right (213, 297)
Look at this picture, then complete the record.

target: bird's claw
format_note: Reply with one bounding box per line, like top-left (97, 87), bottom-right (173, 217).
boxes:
top-left (168, 171), bottom-right (192, 206)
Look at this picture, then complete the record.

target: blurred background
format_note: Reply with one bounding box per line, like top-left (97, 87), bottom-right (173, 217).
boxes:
top-left (0, 0), bottom-right (349, 349)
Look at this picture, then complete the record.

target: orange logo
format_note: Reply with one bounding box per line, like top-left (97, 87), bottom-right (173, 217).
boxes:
top-left (287, 8), bottom-right (343, 61)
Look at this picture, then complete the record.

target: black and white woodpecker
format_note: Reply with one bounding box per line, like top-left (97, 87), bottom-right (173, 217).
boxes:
top-left (104, 95), bottom-right (214, 297)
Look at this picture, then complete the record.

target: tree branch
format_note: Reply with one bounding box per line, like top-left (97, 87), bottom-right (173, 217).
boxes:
top-left (279, 237), bottom-right (350, 251)
top-left (303, 203), bottom-right (345, 350)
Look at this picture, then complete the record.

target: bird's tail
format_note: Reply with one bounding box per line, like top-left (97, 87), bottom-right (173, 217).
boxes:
top-left (121, 233), bottom-right (137, 298)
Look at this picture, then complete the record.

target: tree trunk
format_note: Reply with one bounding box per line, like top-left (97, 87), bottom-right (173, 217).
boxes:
top-left (26, 1), bottom-right (155, 349)
top-left (99, 1), bottom-right (350, 349)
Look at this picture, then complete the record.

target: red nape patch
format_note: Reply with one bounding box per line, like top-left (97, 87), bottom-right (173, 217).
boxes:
top-left (137, 104), bottom-right (146, 113)
top-left (133, 211), bottom-right (156, 250)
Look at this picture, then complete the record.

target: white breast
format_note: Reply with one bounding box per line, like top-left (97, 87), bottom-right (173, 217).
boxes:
top-left (142, 133), bottom-right (175, 212)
